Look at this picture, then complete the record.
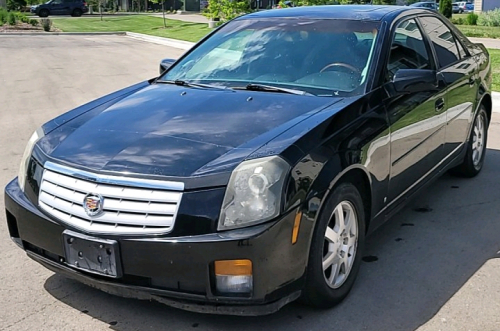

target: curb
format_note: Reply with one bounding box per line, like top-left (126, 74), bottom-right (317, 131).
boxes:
top-left (124, 32), bottom-right (195, 50)
top-left (0, 30), bottom-right (196, 50)
top-left (0, 31), bottom-right (126, 36)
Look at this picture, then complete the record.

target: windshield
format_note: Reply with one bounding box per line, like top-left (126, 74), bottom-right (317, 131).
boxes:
top-left (161, 18), bottom-right (380, 96)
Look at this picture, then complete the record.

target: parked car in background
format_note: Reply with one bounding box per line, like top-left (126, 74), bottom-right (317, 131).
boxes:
top-left (465, 3), bottom-right (474, 12)
top-left (6, 5), bottom-right (491, 315)
top-left (457, 1), bottom-right (466, 12)
top-left (452, 2), bottom-right (460, 13)
top-left (409, 1), bottom-right (438, 10)
top-left (31, 0), bottom-right (88, 17)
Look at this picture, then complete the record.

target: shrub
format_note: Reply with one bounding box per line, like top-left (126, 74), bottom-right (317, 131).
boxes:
top-left (15, 12), bottom-right (29, 23)
top-left (0, 9), bottom-right (7, 25)
top-left (203, 0), bottom-right (250, 21)
top-left (7, 12), bottom-right (17, 25)
top-left (40, 18), bottom-right (52, 31)
top-left (439, 0), bottom-right (452, 19)
top-left (478, 9), bottom-right (500, 27)
top-left (451, 17), bottom-right (465, 25)
top-left (29, 18), bottom-right (39, 26)
top-left (466, 12), bottom-right (478, 26)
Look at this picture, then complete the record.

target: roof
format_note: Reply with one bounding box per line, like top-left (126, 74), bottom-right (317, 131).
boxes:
top-left (241, 5), bottom-right (418, 21)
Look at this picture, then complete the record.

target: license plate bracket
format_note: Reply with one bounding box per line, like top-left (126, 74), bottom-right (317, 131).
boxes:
top-left (62, 230), bottom-right (122, 278)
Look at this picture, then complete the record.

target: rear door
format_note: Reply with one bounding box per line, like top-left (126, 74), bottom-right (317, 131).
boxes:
top-left (49, 0), bottom-right (65, 14)
top-left (418, 16), bottom-right (478, 156)
top-left (61, 0), bottom-right (74, 15)
top-left (384, 18), bottom-right (447, 203)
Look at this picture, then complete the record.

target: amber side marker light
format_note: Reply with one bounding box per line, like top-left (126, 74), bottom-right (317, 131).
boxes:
top-left (214, 259), bottom-right (253, 294)
top-left (292, 211), bottom-right (302, 244)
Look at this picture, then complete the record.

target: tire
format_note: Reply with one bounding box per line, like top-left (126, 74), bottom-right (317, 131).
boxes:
top-left (72, 8), bottom-right (82, 17)
top-left (450, 106), bottom-right (488, 178)
top-left (38, 9), bottom-right (49, 17)
top-left (301, 182), bottom-right (366, 308)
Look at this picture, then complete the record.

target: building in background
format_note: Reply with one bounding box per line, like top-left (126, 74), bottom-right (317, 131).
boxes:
top-left (474, 0), bottom-right (500, 12)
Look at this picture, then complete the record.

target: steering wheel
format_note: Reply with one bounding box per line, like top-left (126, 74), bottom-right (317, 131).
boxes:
top-left (320, 62), bottom-right (362, 74)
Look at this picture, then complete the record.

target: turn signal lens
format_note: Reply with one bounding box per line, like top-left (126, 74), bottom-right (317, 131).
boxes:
top-left (214, 260), bottom-right (253, 294)
top-left (215, 259), bottom-right (252, 276)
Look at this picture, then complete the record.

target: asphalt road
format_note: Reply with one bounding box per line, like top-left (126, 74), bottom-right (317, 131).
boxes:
top-left (1, 35), bottom-right (500, 331)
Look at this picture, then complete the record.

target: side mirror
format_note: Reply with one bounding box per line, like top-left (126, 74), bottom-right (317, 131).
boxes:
top-left (159, 58), bottom-right (176, 75)
top-left (392, 69), bottom-right (438, 94)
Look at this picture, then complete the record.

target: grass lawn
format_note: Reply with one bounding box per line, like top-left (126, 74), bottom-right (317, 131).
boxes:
top-left (457, 25), bottom-right (500, 39)
top-left (52, 15), bottom-right (211, 42)
top-left (489, 49), bottom-right (500, 92)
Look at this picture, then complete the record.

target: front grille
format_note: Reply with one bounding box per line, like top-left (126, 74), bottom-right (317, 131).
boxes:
top-left (38, 162), bottom-right (183, 235)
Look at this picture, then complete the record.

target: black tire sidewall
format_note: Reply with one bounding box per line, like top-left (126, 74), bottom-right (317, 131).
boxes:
top-left (303, 182), bottom-right (366, 308)
top-left (39, 9), bottom-right (49, 17)
top-left (73, 9), bottom-right (82, 16)
top-left (462, 107), bottom-right (488, 176)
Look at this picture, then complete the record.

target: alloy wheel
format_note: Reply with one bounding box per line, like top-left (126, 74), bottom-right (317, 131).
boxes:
top-left (472, 113), bottom-right (485, 168)
top-left (322, 200), bottom-right (358, 289)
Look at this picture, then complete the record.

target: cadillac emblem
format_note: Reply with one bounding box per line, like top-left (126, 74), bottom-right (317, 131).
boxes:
top-left (83, 193), bottom-right (104, 217)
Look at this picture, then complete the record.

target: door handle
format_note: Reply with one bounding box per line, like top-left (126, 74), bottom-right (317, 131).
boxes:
top-left (435, 98), bottom-right (445, 112)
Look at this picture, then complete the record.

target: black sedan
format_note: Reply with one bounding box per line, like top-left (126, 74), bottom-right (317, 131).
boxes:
top-left (5, 5), bottom-right (491, 315)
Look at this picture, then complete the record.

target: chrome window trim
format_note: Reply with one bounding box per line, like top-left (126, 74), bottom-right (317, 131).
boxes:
top-left (44, 161), bottom-right (185, 191)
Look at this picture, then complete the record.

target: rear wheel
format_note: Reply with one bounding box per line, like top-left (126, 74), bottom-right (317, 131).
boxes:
top-left (39, 9), bottom-right (49, 17)
top-left (450, 106), bottom-right (488, 178)
top-left (71, 8), bottom-right (82, 17)
top-left (301, 182), bottom-right (366, 308)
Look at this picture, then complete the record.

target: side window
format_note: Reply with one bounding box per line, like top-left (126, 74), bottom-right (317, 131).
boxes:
top-left (419, 16), bottom-right (461, 68)
top-left (386, 19), bottom-right (431, 81)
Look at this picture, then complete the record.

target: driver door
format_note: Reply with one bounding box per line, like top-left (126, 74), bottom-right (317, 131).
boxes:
top-left (383, 18), bottom-right (447, 203)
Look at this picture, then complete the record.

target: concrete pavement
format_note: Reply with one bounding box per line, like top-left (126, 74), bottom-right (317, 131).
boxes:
top-left (469, 37), bottom-right (500, 49)
top-left (1, 35), bottom-right (500, 331)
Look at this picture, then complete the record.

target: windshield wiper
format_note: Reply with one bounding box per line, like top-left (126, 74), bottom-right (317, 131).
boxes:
top-left (233, 84), bottom-right (313, 96)
top-left (158, 79), bottom-right (232, 91)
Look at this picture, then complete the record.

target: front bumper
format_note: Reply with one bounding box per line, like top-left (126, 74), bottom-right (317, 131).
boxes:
top-left (4, 179), bottom-right (307, 315)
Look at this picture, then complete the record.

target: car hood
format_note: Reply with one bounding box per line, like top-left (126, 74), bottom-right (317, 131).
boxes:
top-left (38, 83), bottom-right (338, 179)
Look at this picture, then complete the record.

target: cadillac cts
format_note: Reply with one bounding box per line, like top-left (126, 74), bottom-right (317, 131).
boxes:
top-left (4, 5), bottom-right (491, 315)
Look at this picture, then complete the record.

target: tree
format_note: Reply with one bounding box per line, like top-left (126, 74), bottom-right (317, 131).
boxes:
top-left (25, 0), bottom-right (42, 5)
top-left (439, 0), bottom-right (452, 18)
top-left (6, 0), bottom-right (26, 11)
top-left (371, 0), bottom-right (396, 4)
top-left (151, 0), bottom-right (167, 27)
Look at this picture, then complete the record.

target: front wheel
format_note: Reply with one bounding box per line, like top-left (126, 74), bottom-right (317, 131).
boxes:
top-left (301, 182), bottom-right (366, 308)
top-left (450, 106), bottom-right (488, 178)
top-left (38, 9), bottom-right (49, 17)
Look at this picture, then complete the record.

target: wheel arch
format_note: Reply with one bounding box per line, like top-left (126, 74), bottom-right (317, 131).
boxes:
top-left (320, 165), bottom-right (373, 234)
top-left (480, 93), bottom-right (492, 126)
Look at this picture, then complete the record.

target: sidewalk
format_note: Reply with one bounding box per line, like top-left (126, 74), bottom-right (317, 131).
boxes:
top-left (469, 37), bottom-right (500, 49)
top-left (148, 13), bottom-right (208, 23)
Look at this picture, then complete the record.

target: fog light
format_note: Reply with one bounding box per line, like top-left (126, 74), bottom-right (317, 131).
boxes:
top-left (215, 260), bottom-right (253, 294)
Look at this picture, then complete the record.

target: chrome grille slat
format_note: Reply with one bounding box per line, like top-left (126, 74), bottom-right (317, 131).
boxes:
top-left (38, 166), bottom-right (182, 235)
top-left (42, 170), bottom-right (181, 203)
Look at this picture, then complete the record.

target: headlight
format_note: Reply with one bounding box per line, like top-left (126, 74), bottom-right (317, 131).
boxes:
top-left (18, 128), bottom-right (44, 192)
top-left (218, 156), bottom-right (290, 231)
